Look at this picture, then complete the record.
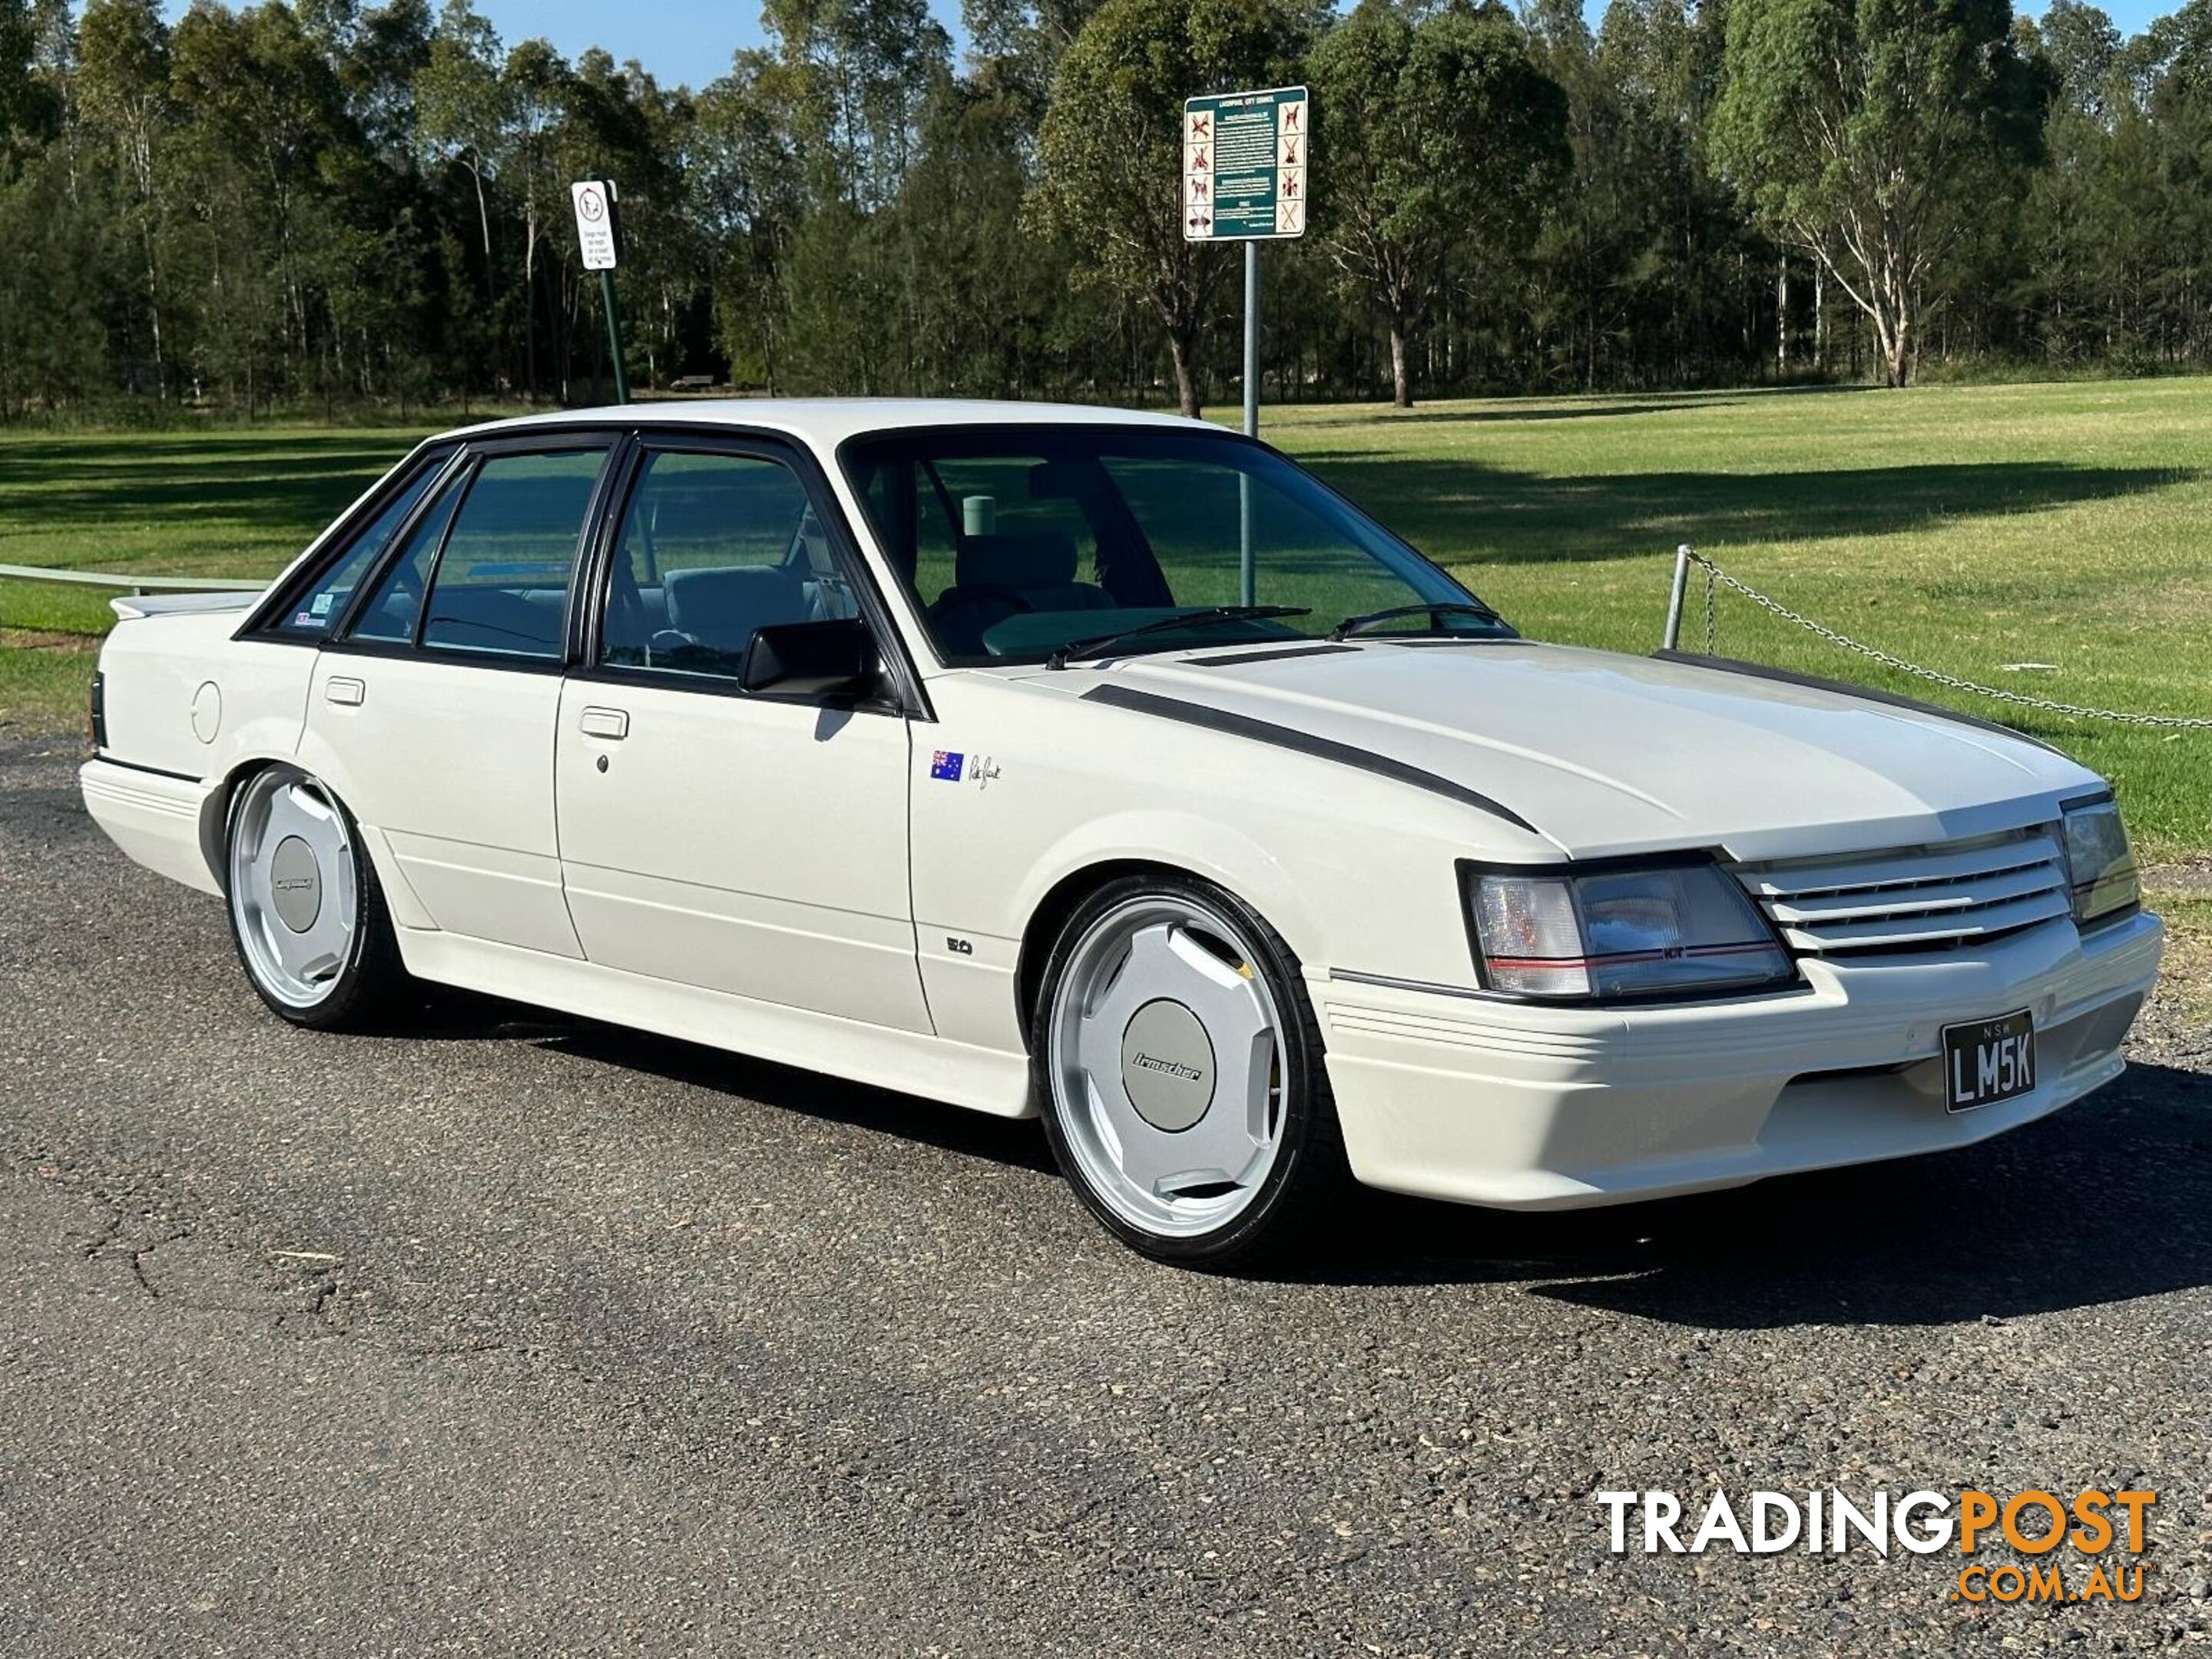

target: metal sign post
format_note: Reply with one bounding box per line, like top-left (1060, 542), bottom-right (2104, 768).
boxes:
top-left (1184, 86), bottom-right (1307, 606)
top-left (1240, 242), bottom-right (1260, 604)
top-left (571, 179), bottom-right (630, 404)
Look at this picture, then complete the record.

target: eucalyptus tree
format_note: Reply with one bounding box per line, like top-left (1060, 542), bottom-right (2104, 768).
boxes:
top-left (501, 37), bottom-right (571, 398)
top-left (694, 50), bottom-right (806, 389)
top-left (1037, 0), bottom-right (1312, 416)
top-left (1710, 0), bottom-right (2046, 386)
top-left (169, 2), bottom-right (356, 409)
top-left (415, 0), bottom-right (507, 300)
top-left (1310, 0), bottom-right (1568, 407)
top-left (77, 0), bottom-right (172, 393)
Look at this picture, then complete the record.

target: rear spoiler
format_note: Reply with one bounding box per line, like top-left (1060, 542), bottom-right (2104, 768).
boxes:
top-left (110, 589), bottom-right (265, 622)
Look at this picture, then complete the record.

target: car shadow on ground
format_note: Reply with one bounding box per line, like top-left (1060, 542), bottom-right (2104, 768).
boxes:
top-left (399, 988), bottom-right (2212, 1327)
top-left (402, 986), bottom-right (1061, 1175)
top-left (1300, 1063), bottom-right (2212, 1327)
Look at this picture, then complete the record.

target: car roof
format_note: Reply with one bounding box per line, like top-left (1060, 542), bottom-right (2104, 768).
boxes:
top-left (444, 398), bottom-right (1214, 450)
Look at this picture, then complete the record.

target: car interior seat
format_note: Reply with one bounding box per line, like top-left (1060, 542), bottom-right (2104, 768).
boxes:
top-left (926, 531), bottom-right (1112, 657)
top-left (663, 565), bottom-right (812, 661)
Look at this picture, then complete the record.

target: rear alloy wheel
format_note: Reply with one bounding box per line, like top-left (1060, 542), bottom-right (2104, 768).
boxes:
top-left (1034, 875), bottom-right (1348, 1267)
top-left (225, 765), bottom-right (409, 1029)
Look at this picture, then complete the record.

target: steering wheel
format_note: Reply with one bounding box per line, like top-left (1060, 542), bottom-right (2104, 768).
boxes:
top-left (647, 628), bottom-right (699, 668)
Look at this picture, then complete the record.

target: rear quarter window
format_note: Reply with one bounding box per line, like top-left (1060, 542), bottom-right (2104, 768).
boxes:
top-left (268, 461), bottom-right (445, 638)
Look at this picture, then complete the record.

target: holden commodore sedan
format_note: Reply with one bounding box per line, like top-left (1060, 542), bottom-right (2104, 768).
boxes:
top-left (80, 400), bottom-right (2161, 1265)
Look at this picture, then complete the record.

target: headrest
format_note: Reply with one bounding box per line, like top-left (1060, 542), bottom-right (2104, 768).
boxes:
top-left (663, 564), bottom-right (799, 631)
top-left (956, 531), bottom-right (1079, 591)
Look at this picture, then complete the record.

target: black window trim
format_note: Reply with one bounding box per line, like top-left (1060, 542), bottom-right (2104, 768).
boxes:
top-left (568, 424), bottom-right (933, 720)
top-left (237, 440), bottom-right (463, 644)
top-left (319, 432), bottom-right (627, 677)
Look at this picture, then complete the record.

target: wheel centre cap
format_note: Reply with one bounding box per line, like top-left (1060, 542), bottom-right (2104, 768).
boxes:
top-left (268, 835), bottom-right (323, 933)
top-left (1120, 999), bottom-right (1216, 1133)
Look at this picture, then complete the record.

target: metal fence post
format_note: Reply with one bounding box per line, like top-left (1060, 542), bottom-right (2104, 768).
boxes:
top-left (1661, 545), bottom-right (1692, 652)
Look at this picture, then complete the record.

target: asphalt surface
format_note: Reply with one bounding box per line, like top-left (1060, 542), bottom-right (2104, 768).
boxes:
top-left (3, 729), bottom-right (2209, 1656)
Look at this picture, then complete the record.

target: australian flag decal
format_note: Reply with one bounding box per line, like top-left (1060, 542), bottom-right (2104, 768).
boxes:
top-left (929, 750), bottom-right (965, 782)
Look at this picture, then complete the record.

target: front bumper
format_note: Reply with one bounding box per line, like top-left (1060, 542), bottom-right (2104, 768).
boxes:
top-left (1314, 909), bottom-right (2163, 1209)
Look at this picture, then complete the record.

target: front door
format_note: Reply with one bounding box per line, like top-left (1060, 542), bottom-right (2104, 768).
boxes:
top-left (300, 442), bottom-right (615, 957)
top-left (553, 441), bottom-right (929, 1032)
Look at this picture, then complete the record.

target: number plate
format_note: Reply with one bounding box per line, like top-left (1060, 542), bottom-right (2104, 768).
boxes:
top-left (1942, 1010), bottom-right (2037, 1113)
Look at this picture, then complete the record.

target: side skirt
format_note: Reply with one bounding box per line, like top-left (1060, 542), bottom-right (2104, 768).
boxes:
top-left (395, 927), bottom-right (1038, 1120)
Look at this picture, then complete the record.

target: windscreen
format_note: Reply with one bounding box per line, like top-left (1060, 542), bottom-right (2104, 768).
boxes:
top-left (842, 426), bottom-right (1508, 664)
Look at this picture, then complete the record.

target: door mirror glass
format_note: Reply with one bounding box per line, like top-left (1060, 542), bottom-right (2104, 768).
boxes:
top-left (740, 617), bottom-right (880, 700)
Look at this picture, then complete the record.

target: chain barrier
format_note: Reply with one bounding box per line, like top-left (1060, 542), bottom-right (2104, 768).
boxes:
top-left (1666, 545), bottom-right (2212, 730)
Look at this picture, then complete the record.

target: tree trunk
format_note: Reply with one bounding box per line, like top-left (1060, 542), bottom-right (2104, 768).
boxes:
top-left (1777, 255), bottom-right (1789, 375)
top-left (1389, 322), bottom-right (1411, 409)
top-left (147, 251), bottom-right (164, 399)
top-left (471, 158), bottom-right (495, 306)
top-left (1168, 328), bottom-right (1201, 419)
top-left (523, 204), bottom-right (539, 405)
top-left (1814, 265), bottom-right (1825, 371)
top-left (1885, 310), bottom-right (1912, 387)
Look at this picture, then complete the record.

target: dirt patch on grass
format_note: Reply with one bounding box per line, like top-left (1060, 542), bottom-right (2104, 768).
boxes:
top-left (2144, 857), bottom-right (2212, 899)
top-left (0, 628), bottom-right (100, 654)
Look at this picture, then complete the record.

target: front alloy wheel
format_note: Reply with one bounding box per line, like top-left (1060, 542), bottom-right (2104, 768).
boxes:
top-left (1034, 875), bottom-right (1347, 1267)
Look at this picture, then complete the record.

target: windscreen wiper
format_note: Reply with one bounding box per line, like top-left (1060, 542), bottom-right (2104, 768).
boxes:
top-left (1047, 606), bottom-right (1313, 671)
top-left (1328, 601), bottom-right (1507, 642)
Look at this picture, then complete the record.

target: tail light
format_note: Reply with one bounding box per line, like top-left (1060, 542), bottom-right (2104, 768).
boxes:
top-left (89, 671), bottom-right (107, 750)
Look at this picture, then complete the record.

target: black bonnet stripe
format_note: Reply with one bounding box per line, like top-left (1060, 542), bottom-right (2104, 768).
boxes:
top-left (1081, 682), bottom-right (1539, 834)
top-left (1179, 644), bottom-right (1361, 667)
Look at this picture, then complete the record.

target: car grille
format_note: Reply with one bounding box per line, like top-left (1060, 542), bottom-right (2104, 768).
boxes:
top-left (1731, 826), bottom-right (2071, 956)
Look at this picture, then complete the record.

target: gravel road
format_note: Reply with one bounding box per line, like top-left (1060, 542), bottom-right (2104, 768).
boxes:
top-left (3, 730), bottom-right (2207, 1656)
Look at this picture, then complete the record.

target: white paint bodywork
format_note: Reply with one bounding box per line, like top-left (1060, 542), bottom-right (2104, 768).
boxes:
top-left (78, 399), bottom-right (2164, 1209)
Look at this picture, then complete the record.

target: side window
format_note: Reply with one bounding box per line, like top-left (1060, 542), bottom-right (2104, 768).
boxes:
top-left (343, 472), bottom-right (465, 644)
top-left (601, 451), bottom-right (845, 680)
top-left (419, 450), bottom-right (606, 660)
top-left (272, 462), bottom-right (442, 637)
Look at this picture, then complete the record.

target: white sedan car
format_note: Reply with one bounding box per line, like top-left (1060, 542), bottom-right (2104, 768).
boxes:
top-left (81, 400), bottom-right (2161, 1264)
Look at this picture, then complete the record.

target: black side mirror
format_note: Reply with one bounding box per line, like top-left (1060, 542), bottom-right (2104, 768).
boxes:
top-left (740, 616), bottom-right (882, 701)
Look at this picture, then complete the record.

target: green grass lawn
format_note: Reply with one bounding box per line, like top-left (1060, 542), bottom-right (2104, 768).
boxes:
top-left (5, 380), bottom-right (2211, 858)
top-left (0, 426), bottom-right (424, 739)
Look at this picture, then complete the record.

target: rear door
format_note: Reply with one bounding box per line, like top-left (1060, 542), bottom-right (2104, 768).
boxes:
top-left (553, 435), bottom-right (931, 1031)
top-left (300, 438), bottom-right (618, 957)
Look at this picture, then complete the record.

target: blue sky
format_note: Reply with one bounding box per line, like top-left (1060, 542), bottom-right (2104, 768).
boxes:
top-left (146, 1), bottom-right (2179, 94)
top-left (462, 0), bottom-right (2177, 90)
top-left (462, 1), bottom-right (807, 87)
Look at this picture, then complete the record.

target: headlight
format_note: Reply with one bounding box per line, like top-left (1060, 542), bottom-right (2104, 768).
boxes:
top-left (2060, 796), bottom-right (2140, 929)
top-left (1465, 859), bottom-right (1794, 1002)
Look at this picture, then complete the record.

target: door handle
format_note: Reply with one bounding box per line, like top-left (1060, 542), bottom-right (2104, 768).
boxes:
top-left (578, 706), bottom-right (629, 740)
top-left (326, 676), bottom-right (366, 707)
